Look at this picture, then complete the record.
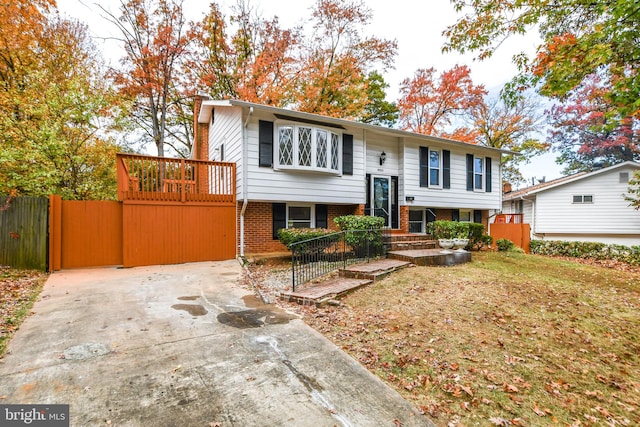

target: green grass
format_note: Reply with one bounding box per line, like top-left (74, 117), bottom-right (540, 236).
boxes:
top-left (302, 252), bottom-right (640, 426)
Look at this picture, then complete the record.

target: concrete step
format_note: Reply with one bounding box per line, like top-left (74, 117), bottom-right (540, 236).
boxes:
top-left (280, 277), bottom-right (372, 306)
top-left (388, 240), bottom-right (437, 251)
top-left (339, 258), bottom-right (411, 282)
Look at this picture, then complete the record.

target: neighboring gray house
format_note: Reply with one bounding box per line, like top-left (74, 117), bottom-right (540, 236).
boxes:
top-left (502, 161), bottom-right (640, 246)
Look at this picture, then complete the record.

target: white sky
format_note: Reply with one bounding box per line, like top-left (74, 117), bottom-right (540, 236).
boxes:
top-left (56, 0), bottom-right (562, 183)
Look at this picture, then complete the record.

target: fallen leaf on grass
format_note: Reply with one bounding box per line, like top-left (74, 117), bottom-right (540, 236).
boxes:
top-left (504, 383), bottom-right (519, 393)
top-left (460, 385), bottom-right (473, 397)
top-left (489, 416), bottom-right (510, 426)
top-left (533, 404), bottom-right (547, 416)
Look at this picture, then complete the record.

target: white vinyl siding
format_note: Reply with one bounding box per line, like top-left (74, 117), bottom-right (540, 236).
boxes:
top-left (535, 167), bottom-right (640, 235)
top-left (403, 140), bottom-right (501, 209)
top-left (209, 106), bottom-right (243, 197)
top-left (245, 116), bottom-right (365, 204)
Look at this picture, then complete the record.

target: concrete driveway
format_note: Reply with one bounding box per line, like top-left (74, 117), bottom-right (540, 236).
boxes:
top-left (0, 261), bottom-right (434, 426)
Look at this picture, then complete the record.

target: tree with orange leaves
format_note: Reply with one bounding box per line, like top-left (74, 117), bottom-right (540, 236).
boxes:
top-left (102, 0), bottom-right (195, 157)
top-left (397, 65), bottom-right (486, 136)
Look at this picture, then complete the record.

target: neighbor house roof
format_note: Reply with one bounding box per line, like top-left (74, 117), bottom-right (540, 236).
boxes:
top-left (503, 161), bottom-right (640, 201)
top-left (198, 99), bottom-right (517, 156)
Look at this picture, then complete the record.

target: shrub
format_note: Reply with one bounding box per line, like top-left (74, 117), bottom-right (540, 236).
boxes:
top-left (496, 238), bottom-right (522, 252)
top-left (277, 228), bottom-right (336, 249)
top-left (478, 234), bottom-right (494, 250)
top-left (334, 215), bottom-right (384, 257)
top-left (530, 239), bottom-right (640, 266)
top-left (428, 220), bottom-right (469, 239)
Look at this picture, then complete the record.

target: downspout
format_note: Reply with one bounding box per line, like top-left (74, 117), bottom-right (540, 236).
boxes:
top-left (240, 107), bottom-right (253, 258)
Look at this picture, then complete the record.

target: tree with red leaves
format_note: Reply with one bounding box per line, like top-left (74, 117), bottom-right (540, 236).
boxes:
top-left (547, 74), bottom-right (640, 175)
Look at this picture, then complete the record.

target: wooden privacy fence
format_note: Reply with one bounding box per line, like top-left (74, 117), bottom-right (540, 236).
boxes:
top-left (2, 155), bottom-right (236, 271)
top-left (490, 214), bottom-right (531, 253)
top-left (0, 196), bottom-right (48, 270)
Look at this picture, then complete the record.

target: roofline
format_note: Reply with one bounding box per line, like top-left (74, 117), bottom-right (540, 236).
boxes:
top-left (504, 161), bottom-right (640, 200)
top-left (199, 99), bottom-right (517, 156)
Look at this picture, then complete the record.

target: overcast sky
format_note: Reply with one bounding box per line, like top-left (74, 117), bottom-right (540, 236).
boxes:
top-left (57, 0), bottom-right (561, 184)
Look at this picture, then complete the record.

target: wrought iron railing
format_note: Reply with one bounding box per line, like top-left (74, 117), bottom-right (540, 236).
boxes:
top-left (290, 229), bottom-right (388, 291)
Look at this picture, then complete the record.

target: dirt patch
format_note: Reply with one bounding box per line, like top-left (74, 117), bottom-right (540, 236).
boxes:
top-left (289, 252), bottom-right (640, 426)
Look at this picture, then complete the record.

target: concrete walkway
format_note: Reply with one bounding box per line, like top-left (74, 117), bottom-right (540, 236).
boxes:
top-left (0, 261), bottom-right (434, 426)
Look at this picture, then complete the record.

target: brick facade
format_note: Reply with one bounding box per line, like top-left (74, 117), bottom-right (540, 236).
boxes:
top-left (399, 206), bottom-right (409, 233)
top-left (239, 202), bottom-right (361, 256)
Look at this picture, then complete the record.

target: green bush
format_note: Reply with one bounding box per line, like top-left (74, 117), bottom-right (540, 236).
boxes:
top-left (496, 238), bottom-right (522, 252)
top-left (277, 227), bottom-right (336, 249)
top-left (427, 220), bottom-right (486, 250)
top-left (530, 239), bottom-right (640, 266)
top-left (334, 215), bottom-right (384, 257)
top-left (478, 234), bottom-right (494, 250)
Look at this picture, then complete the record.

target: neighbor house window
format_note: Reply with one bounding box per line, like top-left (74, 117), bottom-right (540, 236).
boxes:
top-left (620, 172), bottom-right (629, 183)
top-left (573, 195), bottom-right (593, 203)
top-left (276, 123), bottom-right (341, 173)
top-left (474, 156), bottom-right (484, 190)
top-left (287, 205), bottom-right (313, 228)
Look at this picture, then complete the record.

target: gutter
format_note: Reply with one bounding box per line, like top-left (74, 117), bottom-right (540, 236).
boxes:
top-left (239, 107), bottom-right (253, 257)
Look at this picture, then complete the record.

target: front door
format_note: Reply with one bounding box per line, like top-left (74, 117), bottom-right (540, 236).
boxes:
top-left (371, 176), bottom-right (390, 227)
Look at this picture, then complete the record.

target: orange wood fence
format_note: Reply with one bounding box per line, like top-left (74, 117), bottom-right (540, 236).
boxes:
top-left (49, 154), bottom-right (237, 270)
top-left (489, 221), bottom-right (531, 253)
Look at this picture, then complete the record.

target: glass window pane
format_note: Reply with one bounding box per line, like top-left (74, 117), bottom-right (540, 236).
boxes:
top-left (460, 211), bottom-right (471, 222)
top-left (331, 134), bottom-right (339, 170)
top-left (475, 174), bottom-right (483, 189)
top-left (573, 195), bottom-right (582, 203)
top-left (298, 127), bottom-right (312, 166)
top-left (316, 129), bottom-right (327, 168)
top-left (430, 150), bottom-right (440, 168)
top-left (584, 195), bottom-right (593, 203)
top-left (430, 169), bottom-right (439, 186)
top-left (474, 157), bottom-right (483, 173)
top-left (409, 210), bottom-right (423, 221)
top-left (278, 126), bottom-right (293, 165)
top-left (289, 206), bottom-right (311, 220)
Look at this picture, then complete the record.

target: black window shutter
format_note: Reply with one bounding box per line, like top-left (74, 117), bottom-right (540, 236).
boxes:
top-left (272, 203), bottom-right (286, 239)
top-left (443, 150), bottom-right (451, 189)
top-left (391, 176), bottom-right (399, 229)
top-left (485, 157), bottom-right (492, 192)
top-left (466, 154), bottom-right (474, 191)
top-left (259, 120), bottom-right (273, 168)
top-left (220, 144), bottom-right (225, 161)
top-left (419, 147), bottom-right (429, 187)
top-left (342, 134), bottom-right (353, 175)
top-left (365, 174), bottom-right (371, 216)
top-left (474, 210), bottom-right (482, 223)
top-left (316, 204), bottom-right (328, 229)
top-left (452, 209), bottom-right (460, 222)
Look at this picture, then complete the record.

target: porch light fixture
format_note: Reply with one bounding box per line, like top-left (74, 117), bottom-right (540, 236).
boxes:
top-left (379, 151), bottom-right (386, 165)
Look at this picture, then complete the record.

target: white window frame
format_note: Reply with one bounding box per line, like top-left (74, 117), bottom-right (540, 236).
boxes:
top-left (459, 209), bottom-right (473, 223)
top-left (473, 156), bottom-right (484, 191)
top-left (429, 149), bottom-right (442, 188)
top-left (275, 122), bottom-right (342, 174)
top-left (286, 204), bottom-right (315, 229)
top-left (572, 195), bottom-right (593, 204)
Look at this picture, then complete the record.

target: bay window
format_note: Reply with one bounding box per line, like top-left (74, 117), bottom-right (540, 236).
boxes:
top-left (276, 123), bottom-right (341, 173)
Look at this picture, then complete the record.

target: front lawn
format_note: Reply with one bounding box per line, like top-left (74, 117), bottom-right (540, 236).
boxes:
top-left (0, 266), bottom-right (48, 358)
top-left (300, 252), bottom-right (640, 426)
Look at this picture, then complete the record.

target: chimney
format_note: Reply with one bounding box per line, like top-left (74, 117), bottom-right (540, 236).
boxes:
top-left (192, 93), bottom-right (210, 161)
top-left (503, 182), bottom-right (512, 193)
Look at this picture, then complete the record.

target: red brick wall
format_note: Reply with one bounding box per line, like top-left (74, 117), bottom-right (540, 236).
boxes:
top-left (238, 202), bottom-right (361, 255)
top-left (192, 95), bottom-right (209, 161)
top-left (399, 206), bottom-right (409, 233)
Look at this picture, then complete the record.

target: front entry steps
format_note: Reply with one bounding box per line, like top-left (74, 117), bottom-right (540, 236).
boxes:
top-left (388, 248), bottom-right (472, 266)
top-left (280, 259), bottom-right (411, 306)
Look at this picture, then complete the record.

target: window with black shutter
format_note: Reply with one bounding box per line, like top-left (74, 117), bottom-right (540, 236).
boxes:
top-left (443, 150), bottom-right (450, 189)
top-left (391, 176), bottom-right (399, 229)
top-left (474, 210), bottom-right (482, 224)
top-left (316, 204), bottom-right (328, 229)
top-left (419, 147), bottom-right (429, 187)
top-left (466, 154), bottom-right (474, 191)
top-left (485, 157), bottom-right (492, 192)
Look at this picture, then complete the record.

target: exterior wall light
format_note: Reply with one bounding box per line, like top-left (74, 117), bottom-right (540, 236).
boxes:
top-left (379, 151), bottom-right (386, 165)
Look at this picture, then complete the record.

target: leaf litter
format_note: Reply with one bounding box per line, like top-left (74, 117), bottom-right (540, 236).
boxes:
top-left (280, 252), bottom-right (640, 426)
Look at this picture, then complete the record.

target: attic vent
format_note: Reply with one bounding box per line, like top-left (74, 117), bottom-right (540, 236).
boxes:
top-left (619, 172), bottom-right (629, 183)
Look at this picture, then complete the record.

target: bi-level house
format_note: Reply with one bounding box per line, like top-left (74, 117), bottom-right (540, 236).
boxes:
top-left (192, 97), bottom-right (508, 256)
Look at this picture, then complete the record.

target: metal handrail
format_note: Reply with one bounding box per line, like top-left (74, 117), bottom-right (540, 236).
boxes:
top-left (290, 229), bottom-right (387, 291)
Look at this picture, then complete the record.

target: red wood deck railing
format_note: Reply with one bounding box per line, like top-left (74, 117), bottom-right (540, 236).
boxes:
top-left (493, 213), bottom-right (523, 224)
top-left (117, 153), bottom-right (235, 203)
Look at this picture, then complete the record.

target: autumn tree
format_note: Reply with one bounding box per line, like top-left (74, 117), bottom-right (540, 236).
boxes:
top-left (443, 0), bottom-right (640, 130)
top-left (294, 0), bottom-right (397, 119)
top-left (397, 65), bottom-right (486, 136)
top-left (626, 172), bottom-right (640, 210)
top-left (103, 0), bottom-right (195, 157)
top-left (547, 74), bottom-right (640, 175)
top-left (0, 2), bottom-right (119, 199)
top-left (473, 96), bottom-right (547, 184)
top-left (360, 71), bottom-right (398, 127)
top-left (190, 1), bottom-right (300, 105)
